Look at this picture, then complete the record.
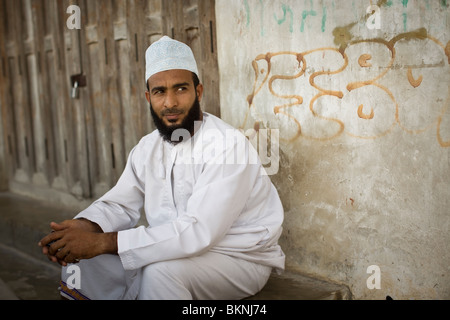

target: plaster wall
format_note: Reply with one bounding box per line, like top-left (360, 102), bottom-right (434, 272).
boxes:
top-left (216, 0), bottom-right (450, 299)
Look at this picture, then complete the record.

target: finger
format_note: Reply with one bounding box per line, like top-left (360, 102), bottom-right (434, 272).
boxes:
top-left (46, 254), bottom-right (62, 265)
top-left (42, 245), bottom-right (61, 265)
top-left (49, 254), bottom-right (65, 266)
top-left (39, 230), bottom-right (61, 247)
top-left (50, 221), bottom-right (68, 231)
top-left (41, 245), bottom-right (49, 255)
top-left (52, 256), bottom-right (67, 266)
top-left (64, 252), bottom-right (80, 264)
top-left (55, 246), bottom-right (69, 261)
top-left (38, 231), bottom-right (52, 247)
top-left (57, 258), bottom-right (68, 267)
top-left (47, 239), bottom-right (65, 256)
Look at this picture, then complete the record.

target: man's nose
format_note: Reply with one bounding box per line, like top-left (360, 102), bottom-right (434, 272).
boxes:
top-left (164, 91), bottom-right (177, 108)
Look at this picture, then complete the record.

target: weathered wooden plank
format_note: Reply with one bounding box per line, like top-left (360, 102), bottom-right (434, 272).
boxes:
top-left (198, 0), bottom-right (220, 117)
top-left (83, 0), bottom-right (113, 198)
top-left (162, 0), bottom-right (186, 43)
top-left (144, 0), bottom-right (164, 43)
top-left (0, 96), bottom-right (8, 190)
top-left (117, 0), bottom-right (140, 156)
top-left (61, 0), bottom-right (80, 192)
top-left (99, 0), bottom-right (125, 185)
top-left (106, 0), bottom-right (127, 179)
top-left (183, 0), bottom-right (201, 74)
top-left (0, 0), bottom-right (13, 189)
top-left (42, 0), bottom-right (75, 193)
top-left (61, 0), bottom-right (91, 198)
top-left (143, 0), bottom-right (163, 134)
top-left (77, 0), bottom-right (96, 198)
top-left (26, 0), bottom-right (53, 187)
top-left (36, 0), bottom-right (61, 186)
top-left (8, 0), bottom-right (34, 182)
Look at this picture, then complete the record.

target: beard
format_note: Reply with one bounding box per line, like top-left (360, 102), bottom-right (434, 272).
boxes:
top-left (150, 96), bottom-right (202, 144)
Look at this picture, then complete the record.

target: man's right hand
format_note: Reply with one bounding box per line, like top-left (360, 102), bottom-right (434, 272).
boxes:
top-left (38, 218), bottom-right (103, 266)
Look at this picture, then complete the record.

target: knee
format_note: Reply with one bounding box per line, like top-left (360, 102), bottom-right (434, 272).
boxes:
top-left (142, 260), bottom-right (188, 281)
top-left (141, 261), bottom-right (168, 283)
top-left (139, 261), bottom-right (191, 299)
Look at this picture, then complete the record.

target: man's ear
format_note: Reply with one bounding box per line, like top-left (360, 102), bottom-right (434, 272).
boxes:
top-left (145, 91), bottom-right (151, 103)
top-left (196, 83), bottom-right (204, 103)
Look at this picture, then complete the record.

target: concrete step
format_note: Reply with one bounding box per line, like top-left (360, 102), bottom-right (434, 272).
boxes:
top-left (0, 191), bottom-right (351, 300)
top-left (0, 192), bottom-right (78, 300)
top-left (249, 271), bottom-right (351, 300)
top-left (0, 192), bottom-right (78, 263)
top-left (0, 243), bottom-right (60, 300)
top-left (0, 276), bottom-right (19, 300)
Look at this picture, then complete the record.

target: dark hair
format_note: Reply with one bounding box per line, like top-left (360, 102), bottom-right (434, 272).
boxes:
top-left (146, 72), bottom-right (200, 91)
top-left (192, 72), bottom-right (200, 88)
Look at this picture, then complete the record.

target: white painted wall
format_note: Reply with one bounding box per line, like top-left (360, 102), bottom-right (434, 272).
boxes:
top-left (216, 0), bottom-right (450, 299)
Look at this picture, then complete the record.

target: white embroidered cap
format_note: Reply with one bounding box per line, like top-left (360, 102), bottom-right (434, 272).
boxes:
top-left (145, 36), bottom-right (199, 83)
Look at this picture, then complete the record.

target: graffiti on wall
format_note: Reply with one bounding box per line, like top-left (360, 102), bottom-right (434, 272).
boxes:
top-left (243, 0), bottom-right (449, 36)
top-left (242, 28), bottom-right (450, 147)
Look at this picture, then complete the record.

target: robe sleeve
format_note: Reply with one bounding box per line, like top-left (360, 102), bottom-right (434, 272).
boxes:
top-left (74, 145), bottom-right (145, 233)
top-left (117, 141), bottom-right (263, 270)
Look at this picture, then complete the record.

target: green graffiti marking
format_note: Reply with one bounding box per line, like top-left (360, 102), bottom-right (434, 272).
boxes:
top-left (244, 0), bottom-right (250, 27)
top-left (300, 10), bottom-right (317, 32)
top-left (274, 4), bottom-right (294, 33)
top-left (321, 6), bottom-right (327, 32)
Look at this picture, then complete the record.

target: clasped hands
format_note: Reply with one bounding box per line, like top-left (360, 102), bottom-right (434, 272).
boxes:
top-left (38, 218), bottom-right (117, 266)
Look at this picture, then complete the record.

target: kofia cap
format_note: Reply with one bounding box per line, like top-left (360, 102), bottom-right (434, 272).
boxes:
top-left (145, 36), bottom-right (199, 83)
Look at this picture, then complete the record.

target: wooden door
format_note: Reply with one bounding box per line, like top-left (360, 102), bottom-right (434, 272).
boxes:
top-left (0, 0), bottom-right (220, 202)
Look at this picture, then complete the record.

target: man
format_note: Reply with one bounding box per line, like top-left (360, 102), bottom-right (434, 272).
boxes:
top-left (39, 36), bottom-right (285, 300)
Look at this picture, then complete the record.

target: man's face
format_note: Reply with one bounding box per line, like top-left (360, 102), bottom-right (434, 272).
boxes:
top-left (145, 69), bottom-right (203, 143)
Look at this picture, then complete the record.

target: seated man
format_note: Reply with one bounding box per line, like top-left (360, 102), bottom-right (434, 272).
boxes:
top-left (39, 36), bottom-right (285, 300)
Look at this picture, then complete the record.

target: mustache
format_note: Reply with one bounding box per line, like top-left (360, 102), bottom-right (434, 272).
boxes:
top-left (161, 108), bottom-right (183, 116)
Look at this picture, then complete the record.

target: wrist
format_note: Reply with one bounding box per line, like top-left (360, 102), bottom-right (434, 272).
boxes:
top-left (101, 232), bottom-right (118, 255)
top-left (76, 218), bottom-right (103, 233)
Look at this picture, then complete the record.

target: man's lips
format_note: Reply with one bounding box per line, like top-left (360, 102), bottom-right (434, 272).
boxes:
top-left (166, 114), bottom-right (179, 120)
top-left (164, 113), bottom-right (182, 122)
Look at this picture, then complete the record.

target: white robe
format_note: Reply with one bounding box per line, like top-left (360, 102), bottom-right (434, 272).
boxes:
top-left (75, 113), bottom-right (285, 272)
